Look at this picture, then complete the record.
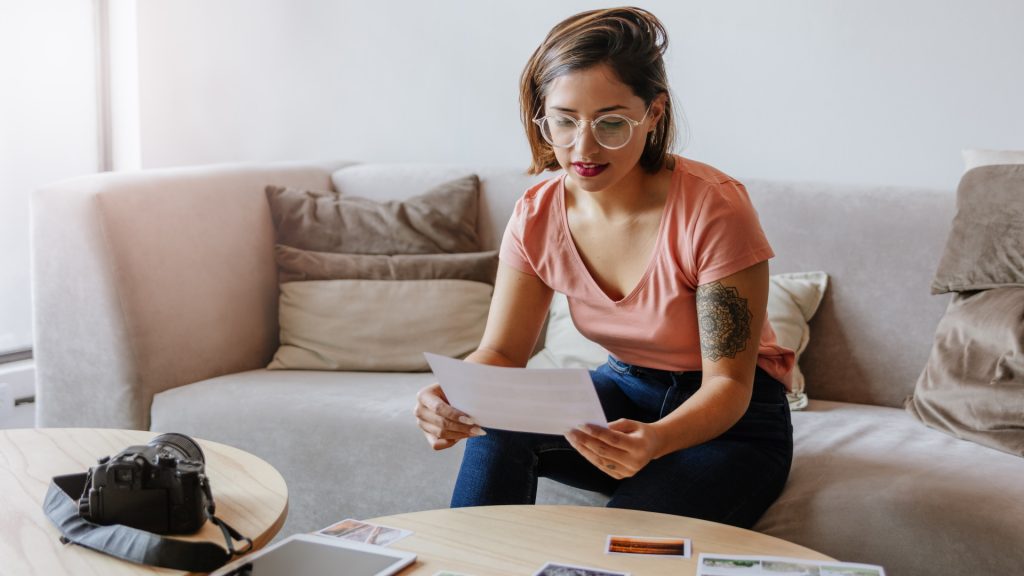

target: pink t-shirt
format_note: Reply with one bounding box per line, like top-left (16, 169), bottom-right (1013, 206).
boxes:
top-left (500, 154), bottom-right (796, 387)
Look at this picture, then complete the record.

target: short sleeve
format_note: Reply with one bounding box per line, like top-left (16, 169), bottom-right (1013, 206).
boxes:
top-left (691, 180), bottom-right (774, 285)
top-left (498, 196), bottom-right (539, 276)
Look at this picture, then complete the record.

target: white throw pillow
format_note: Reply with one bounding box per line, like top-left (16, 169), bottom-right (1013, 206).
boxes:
top-left (527, 272), bottom-right (829, 411)
top-left (962, 148), bottom-right (1024, 172)
top-left (768, 272), bottom-right (829, 409)
top-left (269, 279), bottom-right (491, 372)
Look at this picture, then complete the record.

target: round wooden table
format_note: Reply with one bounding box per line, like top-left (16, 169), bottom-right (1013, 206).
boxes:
top-left (369, 505), bottom-right (833, 575)
top-left (0, 428), bottom-right (288, 575)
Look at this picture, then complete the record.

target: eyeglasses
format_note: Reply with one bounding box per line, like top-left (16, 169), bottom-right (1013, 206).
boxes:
top-left (533, 105), bottom-right (651, 150)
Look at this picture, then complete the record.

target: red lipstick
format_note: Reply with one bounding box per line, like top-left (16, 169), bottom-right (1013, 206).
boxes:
top-left (573, 162), bottom-right (608, 177)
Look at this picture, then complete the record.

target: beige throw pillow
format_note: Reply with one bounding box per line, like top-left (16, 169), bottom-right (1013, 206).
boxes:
top-left (906, 287), bottom-right (1024, 457)
top-left (527, 272), bottom-right (828, 410)
top-left (269, 279), bottom-right (492, 372)
top-left (768, 271), bottom-right (829, 410)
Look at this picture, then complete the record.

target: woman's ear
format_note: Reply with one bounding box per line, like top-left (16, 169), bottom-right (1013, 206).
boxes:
top-left (649, 93), bottom-right (669, 131)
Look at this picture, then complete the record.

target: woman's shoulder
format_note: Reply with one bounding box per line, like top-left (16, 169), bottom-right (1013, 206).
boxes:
top-left (514, 172), bottom-right (563, 217)
top-left (672, 154), bottom-right (740, 187)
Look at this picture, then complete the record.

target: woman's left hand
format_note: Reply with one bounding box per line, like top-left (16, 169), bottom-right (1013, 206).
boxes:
top-left (565, 419), bottom-right (662, 479)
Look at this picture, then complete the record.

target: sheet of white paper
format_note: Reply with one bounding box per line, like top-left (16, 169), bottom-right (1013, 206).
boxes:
top-left (424, 352), bottom-right (608, 435)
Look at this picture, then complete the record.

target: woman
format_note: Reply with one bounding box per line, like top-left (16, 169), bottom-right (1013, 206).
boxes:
top-left (414, 6), bottom-right (796, 528)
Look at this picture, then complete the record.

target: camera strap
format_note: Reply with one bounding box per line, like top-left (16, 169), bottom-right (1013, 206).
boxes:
top-left (43, 473), bottom-right (253, 572)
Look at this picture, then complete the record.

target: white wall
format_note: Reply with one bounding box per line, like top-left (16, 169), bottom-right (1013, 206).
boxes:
top-left (0, 0), bottom-right (99, 353)
top-left (128, 0), bottom-right (1024, 190)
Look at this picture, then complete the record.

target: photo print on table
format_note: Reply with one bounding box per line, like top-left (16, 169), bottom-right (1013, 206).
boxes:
top-left (317, 518), bottom-right (412, 547)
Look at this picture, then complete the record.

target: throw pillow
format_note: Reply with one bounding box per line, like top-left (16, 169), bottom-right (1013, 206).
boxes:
top-left (961, 148), bottom-right (1024, 172)
top-left (274, 245), bottom-right (498, 284)
top-left (930, 164), bottom-right (1024, 294)
top-left (265, 174), bottom-right (481, 254)
top-left (265, 174), bottom-right (491, 372)
top-left (906, 287), bottom-right (1024, 457)
top-left (268, 279), bottom-right (492, 372)
top-left (526, 272), bottom-right (829, 411)
top-left (768, 271), bottom-right (829, 410)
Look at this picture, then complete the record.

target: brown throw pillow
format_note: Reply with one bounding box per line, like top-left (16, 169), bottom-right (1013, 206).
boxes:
top-left (906, 287), bottom-right (1024, 456)
top-left (275, 244), bottom-right (499, 284)
top-left (931, 164), bottom-right (1024, 294)
top-left (265, 174), bottom-right (481, 254)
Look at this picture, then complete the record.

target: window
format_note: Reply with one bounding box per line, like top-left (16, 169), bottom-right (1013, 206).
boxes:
top-left (0, 1), bottom-right (100, 356)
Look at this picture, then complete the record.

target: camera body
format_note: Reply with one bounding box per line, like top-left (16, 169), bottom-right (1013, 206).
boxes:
top-left (78, 433), bottom-right (210, 534)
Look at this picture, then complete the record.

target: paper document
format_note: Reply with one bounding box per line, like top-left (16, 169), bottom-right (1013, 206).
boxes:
top-left (424, 352), bottom-right (607, 435)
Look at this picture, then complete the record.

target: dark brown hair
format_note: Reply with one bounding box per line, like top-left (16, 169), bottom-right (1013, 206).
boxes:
top-left (520, 7), bottom-right (678, 175)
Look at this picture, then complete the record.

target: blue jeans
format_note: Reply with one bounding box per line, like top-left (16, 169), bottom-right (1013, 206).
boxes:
top-left (450, 356), bottom-right (793, 528)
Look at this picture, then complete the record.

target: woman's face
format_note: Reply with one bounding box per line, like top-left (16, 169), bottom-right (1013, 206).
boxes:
top-left (542, 63), bottom-right (661, 193)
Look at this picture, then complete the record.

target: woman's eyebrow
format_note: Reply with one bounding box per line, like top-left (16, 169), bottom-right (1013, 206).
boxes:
top-left (550, 104), bottom-right (628, 114)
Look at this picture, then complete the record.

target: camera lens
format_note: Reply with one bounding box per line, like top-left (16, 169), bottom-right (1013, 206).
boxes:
top-left (148, 433), bottom-right (205, 465)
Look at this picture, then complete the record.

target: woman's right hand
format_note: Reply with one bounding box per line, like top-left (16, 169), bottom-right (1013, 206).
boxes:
top-left (414, 382), bottom-right (486, 450)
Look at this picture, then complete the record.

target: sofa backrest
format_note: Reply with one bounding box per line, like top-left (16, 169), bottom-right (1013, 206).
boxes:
top-left (34, 158), bottom-right (957, 430)
top-left (745, 179), bottom-right (955, 407)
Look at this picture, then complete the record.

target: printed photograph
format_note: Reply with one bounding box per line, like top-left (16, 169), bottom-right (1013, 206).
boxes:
top-left (700, 556), bottom-right (763, 575)
top-left (762, 560), bottom-right (820, 575)
top-left (533, 561), bottom-right (630, 576)
top-left (698, 555), bottom-right (885, 576)
top-left (316, 518), bottom-right (411, 546)
top-left (819, 565), bottom-right (885, 576)
top-left (606, 535), bottom-right (690, 558)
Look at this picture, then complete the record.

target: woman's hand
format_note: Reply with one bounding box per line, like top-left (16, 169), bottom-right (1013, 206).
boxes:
top-left (565, 419), bottom-right (662, 479)
top-left (414, 382), bottom-right (486, 450)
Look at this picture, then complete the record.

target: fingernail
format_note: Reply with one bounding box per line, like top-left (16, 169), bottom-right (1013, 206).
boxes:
top-left (576, 424), bottom-right (590, 433)
top-left (470, 427), bottom-right (487, 436)
top-left (459, 416), bottom-right (477, 425)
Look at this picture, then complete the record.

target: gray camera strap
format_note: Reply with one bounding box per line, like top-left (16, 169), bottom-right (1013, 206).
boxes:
top-left (43, 473), bottom-right (253, 572)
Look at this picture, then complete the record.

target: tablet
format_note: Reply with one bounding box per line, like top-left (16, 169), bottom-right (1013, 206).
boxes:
top-left (210, 533), bottom-right (417, 576)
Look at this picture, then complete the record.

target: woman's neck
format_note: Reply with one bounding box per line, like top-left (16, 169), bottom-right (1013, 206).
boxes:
top-left (565, 158), bottom-right (671, 222)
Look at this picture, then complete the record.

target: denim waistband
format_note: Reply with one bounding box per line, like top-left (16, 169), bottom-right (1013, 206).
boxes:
top-left (606, 355), bottom-right (689, 377)
top-left (602, 352), bottom-right (692, 379)
top-left (605, 355), bottom-right (782, 392)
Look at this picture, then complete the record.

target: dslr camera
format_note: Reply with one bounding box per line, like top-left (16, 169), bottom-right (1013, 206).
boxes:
top-left (78, 432), bottom-right (211, 534)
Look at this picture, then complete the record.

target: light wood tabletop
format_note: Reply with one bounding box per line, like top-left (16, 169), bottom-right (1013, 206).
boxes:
top-left (0, 428), bottom-right (288, 576)
top-left (369, 505), bottom-right (833, 575)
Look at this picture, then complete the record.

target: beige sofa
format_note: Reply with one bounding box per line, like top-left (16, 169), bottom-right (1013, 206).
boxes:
top-left (33, 160), bottom-right (1024, 576)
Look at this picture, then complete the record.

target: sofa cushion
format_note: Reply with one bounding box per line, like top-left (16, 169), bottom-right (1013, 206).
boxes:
top-left (527, 272), bottom-right (829, 410)
top-left (930, 164), bottom-right (1024, 294)
top-left (274, 245), bottom-right (499, 284)
top-left (906, 287), bottom-right (1024, 456)
top-left (150, 369), bottom-right (461, 539)
top-left (265, 174), bottom-right (482, 254)
top-left (268, 279), bottom-right (492, 372)
top-left (753, 400), bottom-right (1024, 576)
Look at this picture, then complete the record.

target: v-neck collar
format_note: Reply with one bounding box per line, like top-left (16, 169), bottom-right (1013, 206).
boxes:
top-left (556, 156), bottom-right (682, 306)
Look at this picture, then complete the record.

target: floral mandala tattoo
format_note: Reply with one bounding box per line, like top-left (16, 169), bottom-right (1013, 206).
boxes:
top-left (695, 282), bottom-right (752, 361)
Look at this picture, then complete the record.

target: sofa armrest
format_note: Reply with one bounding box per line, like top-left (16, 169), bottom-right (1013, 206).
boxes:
top-left (33, 161), bottom-right (350, 429)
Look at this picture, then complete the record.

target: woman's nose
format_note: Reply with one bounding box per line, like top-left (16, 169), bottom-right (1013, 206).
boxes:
top-left (574, 123), bottom-right (602, 156)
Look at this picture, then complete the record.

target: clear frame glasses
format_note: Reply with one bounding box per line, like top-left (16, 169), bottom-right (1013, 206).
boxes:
top-left (533, 105), bottom-right (651, 150)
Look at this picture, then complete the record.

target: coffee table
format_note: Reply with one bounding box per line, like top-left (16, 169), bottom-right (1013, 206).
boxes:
top-left (0, 428), bottom-right (288, 575)
top-left (368, 505), bottom-right (833, 575)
